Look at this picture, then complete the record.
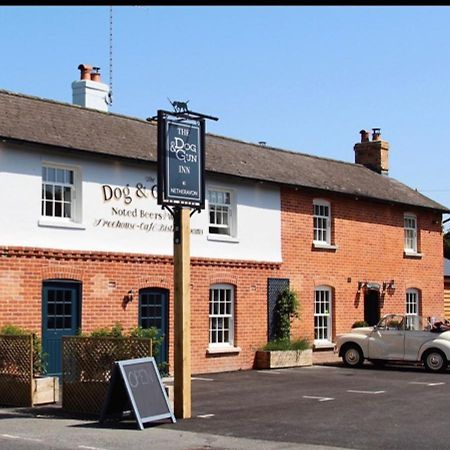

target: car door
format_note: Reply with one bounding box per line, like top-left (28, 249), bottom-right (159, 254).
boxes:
top-left (368, 315), bottom-right (406, 360)
top-left (404, 315), bottom-right (432, 361)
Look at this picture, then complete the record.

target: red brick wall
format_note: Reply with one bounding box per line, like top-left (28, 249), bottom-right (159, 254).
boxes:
top-left (0, 189), bottom-right (444, 374)
top-left (0, 247), bottom-right (279, 375)
top-left (279, 188), bottom-right (444, 344)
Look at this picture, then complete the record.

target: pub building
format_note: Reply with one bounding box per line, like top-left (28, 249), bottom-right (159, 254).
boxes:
top-left (0, 65), bottom-right (447, 375)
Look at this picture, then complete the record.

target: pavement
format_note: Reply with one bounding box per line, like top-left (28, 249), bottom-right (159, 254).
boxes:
top-left (0, 352), bottom-right (346, 450)
top-left (311, 349), bottom-right (341, 365)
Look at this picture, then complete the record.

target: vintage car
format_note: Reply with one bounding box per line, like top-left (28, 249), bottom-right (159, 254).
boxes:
top-left (335, 314), bottom-right (450, 372)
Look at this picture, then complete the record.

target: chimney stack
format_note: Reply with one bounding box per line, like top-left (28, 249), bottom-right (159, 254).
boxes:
top-left (354, 128), bottom-right (389, 175)
top-left (72, 64), bottom-right (110, 112)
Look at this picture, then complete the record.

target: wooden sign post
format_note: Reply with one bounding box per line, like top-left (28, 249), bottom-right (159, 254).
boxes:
top-left (173, 206), bottom-right (191, 418)
top-left (155, 106), bottom-right (217, 420)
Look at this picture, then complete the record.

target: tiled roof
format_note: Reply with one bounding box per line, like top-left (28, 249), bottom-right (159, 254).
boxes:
top-left (0, 89), bottom-right (447, 212)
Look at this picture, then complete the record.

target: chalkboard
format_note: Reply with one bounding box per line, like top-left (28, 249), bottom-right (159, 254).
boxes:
top-left (100, 357), bottom-right (175, 429)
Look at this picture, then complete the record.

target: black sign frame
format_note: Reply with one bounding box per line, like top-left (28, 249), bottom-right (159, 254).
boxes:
top-left (100, 357), bottom-right (175, 430)
top-left (157, 110), bottom-right (205, 209)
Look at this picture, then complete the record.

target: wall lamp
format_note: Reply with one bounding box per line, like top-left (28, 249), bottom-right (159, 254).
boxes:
top-left (383, 280), bottom-right (396, 291)
top-left (122, 289), bottom-right (134, 307)
top-left (357, 281), bottom-right (367, 293)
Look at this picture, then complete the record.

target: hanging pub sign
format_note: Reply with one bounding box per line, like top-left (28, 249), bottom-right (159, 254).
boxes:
top-left (157, 112), bottom-right (205, 209)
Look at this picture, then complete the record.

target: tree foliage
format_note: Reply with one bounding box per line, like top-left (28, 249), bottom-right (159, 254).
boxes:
top-left (274, 288), bottom-right (299, 342)
top-left (444, 230), bottom-right (450, 259)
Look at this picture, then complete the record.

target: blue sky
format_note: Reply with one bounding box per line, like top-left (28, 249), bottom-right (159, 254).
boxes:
top-left (2, 5), bottom-right (450, 224)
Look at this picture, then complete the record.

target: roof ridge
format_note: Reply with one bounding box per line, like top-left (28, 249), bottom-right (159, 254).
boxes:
top-left (0, 88), bottom-right (357, 169)
top-left (206, 132), bottom-right (359, 168)
top-left (0, 88), bottom-right (150, 126)
top-left (0, 87), bottom-right (447, 212)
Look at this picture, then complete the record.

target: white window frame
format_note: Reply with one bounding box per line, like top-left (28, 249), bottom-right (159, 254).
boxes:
top-left (405, 288), bottom-right (420, 329)
top-left (404, 213), bottom-right (418, 254)
top-left (314, 286), bottom-right (333, 347)
top-left (39, 163), bottom-right (83, 229)
top-left (208, 284), bottom-right (235, 350)
top-left (207, 187), bottom-right (237, 241)
top-left (313, 199), bottom-right (332, 247)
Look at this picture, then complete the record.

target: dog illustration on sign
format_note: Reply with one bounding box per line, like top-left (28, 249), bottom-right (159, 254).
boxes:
top-left (168, 98), bottom-right (190, 113)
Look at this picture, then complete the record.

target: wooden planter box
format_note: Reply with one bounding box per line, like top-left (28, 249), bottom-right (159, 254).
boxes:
top-left (255, 349), bottom-right (313, 369)
top-left (32, 376), bottom-right (59, 405)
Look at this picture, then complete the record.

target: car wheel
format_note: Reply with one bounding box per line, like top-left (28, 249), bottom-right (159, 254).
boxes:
top-left (423, 350), bottom-right (447, 373)
top-left (342, 345), bottom-right (364, 368)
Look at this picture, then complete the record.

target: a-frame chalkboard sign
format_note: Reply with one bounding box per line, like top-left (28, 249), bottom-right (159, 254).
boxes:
top-left (100, 357), bottom-right (176, 430)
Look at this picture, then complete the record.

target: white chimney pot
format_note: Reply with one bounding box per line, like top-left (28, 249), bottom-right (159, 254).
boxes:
top-left (72, 64), bottom-right (109, 112)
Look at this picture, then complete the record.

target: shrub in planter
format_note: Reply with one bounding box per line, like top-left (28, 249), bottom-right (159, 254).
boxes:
top-left (255, 289), bottom-right (312, 369)
top-left (80, 323), bottom-right (166, 374)
top-left (0, 324), bottom-right (47, 376)
top-left (351, 320), bottom-right (369, 328)
top-left (273, 288), bottom-right (299, 342)
top-left (0, 324), bottom-right (57, 406)
top-left (262, 338), bottom-right (310, 352)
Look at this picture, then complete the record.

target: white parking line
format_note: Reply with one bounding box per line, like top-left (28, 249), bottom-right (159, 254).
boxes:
top-left (302, 395), bottom-right (335, 402)
top-left (197, 413), bottom-right (215, 418)
top-left (347, 390), bottom-right (385, 394)
top-left (78, 446), bottom-right (110, 450)
top-left (257, 370), bottom-right (282, 374)
top-left (192, 377), bottom-right (214, 382)
top-left (1, 434), bottom-right (42, 442)
top-left (409, 381), bottom-right (445, 386)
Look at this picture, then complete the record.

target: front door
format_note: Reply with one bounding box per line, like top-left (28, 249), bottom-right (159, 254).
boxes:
top-left (42, 281), bottom-right (81, 376)
top-left (139, 288), bottom-right (169, 373)
top-left (364, 289), bottom-right (380, 326)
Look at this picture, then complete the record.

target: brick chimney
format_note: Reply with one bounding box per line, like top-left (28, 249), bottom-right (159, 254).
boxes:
top-left (72, 64), bottom-right (110, 112)
top-left (354, 128), bottom-right (389, 175)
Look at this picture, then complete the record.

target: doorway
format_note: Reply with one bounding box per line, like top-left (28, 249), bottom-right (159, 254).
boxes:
top-left (364, 289), bottom-right (380, 326)
top-left (42, 280), bottom-right (81, 376)
top-left (139, 288), bottom-right (169, 372)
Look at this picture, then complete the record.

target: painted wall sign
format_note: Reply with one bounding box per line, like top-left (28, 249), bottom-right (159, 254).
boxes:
top-left (93, 181), bottom-right (204, 235)
top-left (157, 116), bottom-right (205, 208)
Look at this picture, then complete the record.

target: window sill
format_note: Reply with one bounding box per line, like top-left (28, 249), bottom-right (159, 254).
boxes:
top-left (207, 234), bottom-right (239, 244)
top-left (312, 242), bottom-right (338, 251)
top-left (206, 346), bottom-right (241, 355)
top-left (403, 250), bottom-right (423, 259)
top-left (38, 219), bottom-right (86, 230)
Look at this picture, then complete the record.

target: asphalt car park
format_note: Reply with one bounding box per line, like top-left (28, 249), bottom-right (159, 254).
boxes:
top-left (167, 362), bottom-right (450, 449)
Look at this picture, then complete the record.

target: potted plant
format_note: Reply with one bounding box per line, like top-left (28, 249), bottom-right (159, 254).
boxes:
top-left (255, 288), bottom-right (312, 369)
top-left (0, 324), bottom-right (58, 406)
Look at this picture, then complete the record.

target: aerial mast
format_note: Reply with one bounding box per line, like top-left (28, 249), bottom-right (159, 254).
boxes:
top-left (108, 6), bottom-right (113, 105)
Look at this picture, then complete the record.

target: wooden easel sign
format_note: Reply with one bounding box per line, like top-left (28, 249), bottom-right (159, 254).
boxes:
top-left (100, 357), bottom-right (176, 430)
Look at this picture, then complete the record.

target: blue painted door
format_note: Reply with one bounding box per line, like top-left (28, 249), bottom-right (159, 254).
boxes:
top-left (139, 289), bottom-right (168, 372)
top-left (42, 281), bottom-right (80, 376)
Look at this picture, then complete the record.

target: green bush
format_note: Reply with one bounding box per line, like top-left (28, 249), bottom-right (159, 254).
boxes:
top-left (351, 320), bottom-right (369, 328)
top-left (263, 338), bottom-right (310, 351)
top-left (130, 326), bottom-right (167, 374)
top-left (274, 288), bottom-right (300, 341)
top-left (86, 323), bottom-right (165, 371)
top-left (89, 323), bottom-right (124, 338)
top-left (0, 324), bottom-right (47, 376)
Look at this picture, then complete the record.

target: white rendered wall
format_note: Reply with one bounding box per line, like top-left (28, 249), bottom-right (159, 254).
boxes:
top-left (0, 143), bottom-right (282, 262)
